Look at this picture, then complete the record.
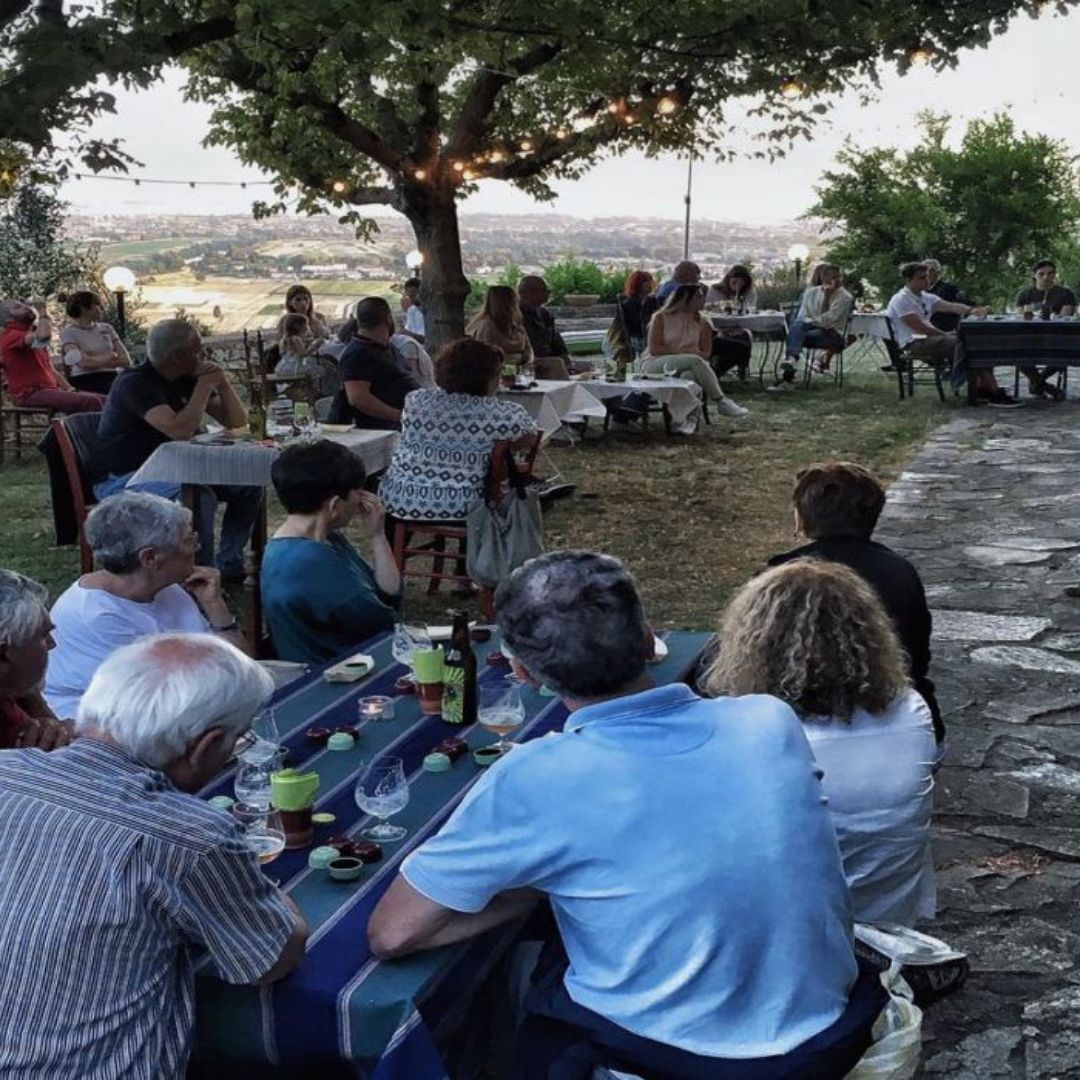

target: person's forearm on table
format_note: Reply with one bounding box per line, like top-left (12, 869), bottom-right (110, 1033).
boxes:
top-left (369, 888), bottom-right (540, 960)
top-left (165, 383), bottom-right (218, 440)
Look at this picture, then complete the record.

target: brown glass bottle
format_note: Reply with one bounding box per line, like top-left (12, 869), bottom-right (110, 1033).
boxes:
top-left (442, 610), bottom-right (477, 725)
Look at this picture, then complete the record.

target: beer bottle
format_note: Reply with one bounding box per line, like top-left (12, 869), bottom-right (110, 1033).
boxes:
top-left (247, 380), bottom-right (267, 440)
top-left (442, 610), bottom-right (477, 725)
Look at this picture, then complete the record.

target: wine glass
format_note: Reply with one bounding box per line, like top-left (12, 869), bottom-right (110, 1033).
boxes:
top-left (241, 708), bottom-right (281, 764)
top-left (293, 400), bottom-right (314, 439)
top-left (391, 623), bottom-right (432, 681)
top-left (355, 755), bottom-right (409, 842)
top-left (233, 748), bottom-right (285, 810)
top-left (478, 684), bottom-right (525, 755)
top-left (234, 805), bottom-right (287, 881)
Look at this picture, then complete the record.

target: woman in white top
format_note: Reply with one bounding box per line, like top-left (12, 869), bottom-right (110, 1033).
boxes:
top-left (44, 492), bottom-right (244, 717)
top-left (58, 290), bottom-right (132, 395)
top-left (643, 285), bottom-right (748, 417)
top-left (703, 558), bottom-right (936, 927)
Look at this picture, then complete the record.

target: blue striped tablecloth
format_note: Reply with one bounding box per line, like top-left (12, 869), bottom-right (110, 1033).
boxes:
top-left (958, 316), bottom-right (1080, 368)
top-left (194, 629), bottom-right (713, 1077)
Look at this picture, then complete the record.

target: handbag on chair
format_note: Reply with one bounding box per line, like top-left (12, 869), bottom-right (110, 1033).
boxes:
top-left (466, 445), bottom-right (544, 589)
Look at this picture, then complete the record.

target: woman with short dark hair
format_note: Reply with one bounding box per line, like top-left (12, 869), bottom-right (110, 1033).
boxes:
top-left (768, 460), bottom-right (943, 742)
top-left (262, 440), bottom-right (401, 663)
top-left (378, 338), bottom-right (539, 521)
top-left (704, 558), bottom-right (937, 926)
top-left (58, 290), bottom-right (132, 395)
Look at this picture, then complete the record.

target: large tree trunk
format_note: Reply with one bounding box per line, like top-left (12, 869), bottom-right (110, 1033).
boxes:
top-left (400, 184), bottom-right (469, 353)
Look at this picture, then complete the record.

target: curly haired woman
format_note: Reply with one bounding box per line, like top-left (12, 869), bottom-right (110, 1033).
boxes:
top-left (703, 559), bottom-right (936, 927)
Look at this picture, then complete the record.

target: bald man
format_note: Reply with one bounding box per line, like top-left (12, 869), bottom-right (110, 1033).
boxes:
top-left (90, 319), bottom-right (260, 581)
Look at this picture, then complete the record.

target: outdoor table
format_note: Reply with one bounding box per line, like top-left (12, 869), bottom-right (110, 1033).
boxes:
top-left (578, 375), bottom-right (703, 434)
top-left (958, 315), bottom-right (1080, 404)
top-left (126, 431), bottom-right (399, 649)
top-left (194, 627), bottom-right (714, 1077)
top-left (846, 311), bottom-right (896, 369)
top-left (499, 378), bottom-right (608, 435)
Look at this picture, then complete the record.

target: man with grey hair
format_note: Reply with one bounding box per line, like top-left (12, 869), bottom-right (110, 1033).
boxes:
top-left (923, 259), bottom-right (976, 334)
top-left (45, 491), bottom-right (244, 717)
top-left (0, 569), bottom-right (73, 749)
top-left (0, 298), bottom-right (105, 412)
top-left (89, 318), bottom-right (260, 579)
top-left (369, 551), bottom-right (883, 1077)
top-left (0, 633), bottom-right (308, 1076)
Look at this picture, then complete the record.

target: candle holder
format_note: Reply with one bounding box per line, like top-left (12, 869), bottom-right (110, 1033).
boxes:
top-left (358, 695), bottom-right (395, 722)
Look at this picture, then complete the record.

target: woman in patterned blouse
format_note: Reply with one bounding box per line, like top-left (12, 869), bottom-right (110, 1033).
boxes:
top-left (379, 338), bottom-right (540, 522)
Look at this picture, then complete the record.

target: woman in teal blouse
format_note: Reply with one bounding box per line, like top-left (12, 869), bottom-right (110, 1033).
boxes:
top-left (262, 440), bottom-right (402, 664)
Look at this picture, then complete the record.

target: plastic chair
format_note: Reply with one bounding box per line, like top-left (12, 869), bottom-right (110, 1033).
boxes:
top-left (48, 413), bottom-right (102, 572)
top-left (390, 433), bottom-right (543, 618)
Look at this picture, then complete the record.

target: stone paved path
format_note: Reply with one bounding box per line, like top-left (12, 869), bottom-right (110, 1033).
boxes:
top-left (874, 407), bottom-right (1080, 1078)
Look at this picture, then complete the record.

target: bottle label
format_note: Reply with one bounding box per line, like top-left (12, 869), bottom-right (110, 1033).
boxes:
top-left (442, 665), bottom-right (466, 724)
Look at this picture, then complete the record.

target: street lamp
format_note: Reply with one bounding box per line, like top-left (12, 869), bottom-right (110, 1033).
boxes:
top-left (103, 265), bottom-right (136, 340)
top-left (787, 243), bottom-right (810, 288)
top-left (404, 249), bottom-right (424, 279)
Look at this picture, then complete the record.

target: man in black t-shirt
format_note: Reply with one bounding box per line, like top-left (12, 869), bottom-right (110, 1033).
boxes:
top-left (91, 319), bottom-right (261, 580)
top-left (1015, 260), bottom-right (1077, 398)
top-left (332, 297), bottom-right (419, 430)
top-left (924, 259), bottom-right (975, 333)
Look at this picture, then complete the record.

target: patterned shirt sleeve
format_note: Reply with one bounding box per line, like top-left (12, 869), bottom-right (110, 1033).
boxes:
top-left (172, 830), bottom-right (298, 984)
top-left (492, 400), bottom-right (538, 440)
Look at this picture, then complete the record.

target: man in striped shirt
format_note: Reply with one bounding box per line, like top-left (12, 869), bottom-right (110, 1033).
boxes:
top-left (0, 633), bottom-right (308, 1078)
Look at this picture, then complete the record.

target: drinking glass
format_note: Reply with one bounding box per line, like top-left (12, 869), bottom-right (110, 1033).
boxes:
top-left (355, 756), bottom-right (409, 842)
top-left (392, 623), bottom-right (432, 680)
top-left (478, 684), bottom-right (525, 754)
top-left (293, 401), bottom-right (314, 438)
top-left (234, 805), bottom-right (287, 878)
top-left (240, 708), bottom-right (281, 764)
top-left (234, 751), bottom-right (284, 810)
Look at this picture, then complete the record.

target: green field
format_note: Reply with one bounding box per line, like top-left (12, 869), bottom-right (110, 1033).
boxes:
top-left (99, 237), bottom-right (202, 260)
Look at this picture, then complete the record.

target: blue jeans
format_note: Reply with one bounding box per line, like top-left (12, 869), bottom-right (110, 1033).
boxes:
top-left (93, 474), bottom-right (262, 575)
top-left (784, 320), bottom-right (845, 366)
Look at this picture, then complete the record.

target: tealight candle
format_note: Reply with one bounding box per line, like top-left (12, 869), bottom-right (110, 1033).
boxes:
top-left (358, 695), bottom-right (395, 722)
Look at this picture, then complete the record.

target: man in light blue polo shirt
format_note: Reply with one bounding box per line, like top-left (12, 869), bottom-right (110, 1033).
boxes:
top-left (369, 551), bottom-right (885, 1077)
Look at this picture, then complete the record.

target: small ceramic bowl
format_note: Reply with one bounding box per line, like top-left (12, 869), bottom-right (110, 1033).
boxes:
top-left (328, 856), bottom-right (364, 882)
top-left (473, 745), bottom-right (504, 767)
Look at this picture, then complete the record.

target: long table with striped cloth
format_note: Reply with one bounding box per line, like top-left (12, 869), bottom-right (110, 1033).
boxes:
top-left (194, 628), bottom-right (713, 1077)
top-left (957, 315), bottom-right (1080, 403)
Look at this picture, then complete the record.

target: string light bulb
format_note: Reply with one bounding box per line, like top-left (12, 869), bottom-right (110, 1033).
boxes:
top-left (622, 113), bottom-right (636, 125)
top-left (907, 45), bottom-right (934, 67)
top-left (657, 96), bottom-right (678, 115)
top-left (452, 160), bottom-right (465, 172)
top-left (413, 168), bottom-right (427, 180)
top-left (779, 79), bottom-right (806, 99)
top-left (555, 128), bottom-right (569, 140)
top-left (462, 168), bottom-right (477, 180)
top-left (519, 139), bottom-right (533, 152)
top-left (489, 149), bottom-right (505, 163)
top-left (331, 179), bottom-right (347, 193)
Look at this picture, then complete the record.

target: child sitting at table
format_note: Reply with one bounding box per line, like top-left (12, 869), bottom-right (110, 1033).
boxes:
top-left (276, 314), bottom-right (342, 399)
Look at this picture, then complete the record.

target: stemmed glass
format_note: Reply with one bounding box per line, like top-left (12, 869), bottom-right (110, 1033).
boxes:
top-left (234, 804), bottom-right (287, 880)
top-left (478, 684), bottom-right (525, 755)
top-left (240, 708), bottom-right (281, 764)
top-left (391, 623), bottom-right (432, 681)
top-left (293, 401), bottom-right (315, 439)
top-left (355, 755), bottom-right (410, 842)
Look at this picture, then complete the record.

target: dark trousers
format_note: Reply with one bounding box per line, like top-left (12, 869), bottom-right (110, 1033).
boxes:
top-left (710, 333), bottom-right (751, 377)
top-left (70, 371), bottom-right (120, 396)
top-left (783, 322), bottom-right (845, 377)
top-left (517, 949), bottom-right (887, 1080)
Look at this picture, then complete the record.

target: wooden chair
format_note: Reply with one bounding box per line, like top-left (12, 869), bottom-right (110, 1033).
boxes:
top-left (390, 433), bottom-right (543, 619)
top-left (48, 414), bottom-right (102, 572)
top-left (0, 381), bottom-right (53, 464)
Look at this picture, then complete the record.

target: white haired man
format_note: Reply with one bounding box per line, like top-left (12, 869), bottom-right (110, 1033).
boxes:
top-left (45, 491), bottom-right (245, 717)
top-left (0, 298), bottom-right (105, 412)
top-left (0, 633), bottom-right (308, 1077)
top-left (90, 318), bottom-right (260, 580)
top-left (0, 569), bottom-right (73, 749)
top-left (369, 551), bottom-right (886, 1077)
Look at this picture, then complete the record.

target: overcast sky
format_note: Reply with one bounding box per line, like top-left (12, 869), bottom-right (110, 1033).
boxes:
top-left (60, 12), bottom-right (1078, 225)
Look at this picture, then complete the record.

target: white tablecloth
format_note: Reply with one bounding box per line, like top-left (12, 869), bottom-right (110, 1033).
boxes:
top-left (578, 377), bottom-right (702, 432)
top-left (500, 379), bottom-right (608, 434)
top-left (708, 312), bottom-right (788, 335)
top-left (127, 430), bottom-right (399, 488)
top-left (850, 312), bottom-right (892, 340)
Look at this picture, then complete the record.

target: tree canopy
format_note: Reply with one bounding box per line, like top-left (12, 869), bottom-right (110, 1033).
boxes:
top-left (2, 0), bottom-right (1074, 342)
top-left (810, 111), bottom-right (1080, 306)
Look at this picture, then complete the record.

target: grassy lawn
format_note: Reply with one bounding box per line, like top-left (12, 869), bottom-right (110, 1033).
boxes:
top-left (0, 355), bottom-right (952, 630)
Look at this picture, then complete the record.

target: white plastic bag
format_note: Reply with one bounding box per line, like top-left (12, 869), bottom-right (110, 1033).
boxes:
top-left (845, 962), bottom-right (923, 1080)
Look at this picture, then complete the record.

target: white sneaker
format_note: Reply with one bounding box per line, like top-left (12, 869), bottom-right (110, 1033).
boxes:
top-left (714, 397), bottom-right (750, 417)
top-left (766, 382), bottom-right (794, 393)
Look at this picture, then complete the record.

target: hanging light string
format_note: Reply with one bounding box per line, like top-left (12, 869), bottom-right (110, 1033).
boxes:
top-left (69, 173), bottom-right (274, 188)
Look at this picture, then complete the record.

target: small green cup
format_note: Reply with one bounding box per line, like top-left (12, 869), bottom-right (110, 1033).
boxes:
top-left (411, 648), bottom-right (444, 684)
